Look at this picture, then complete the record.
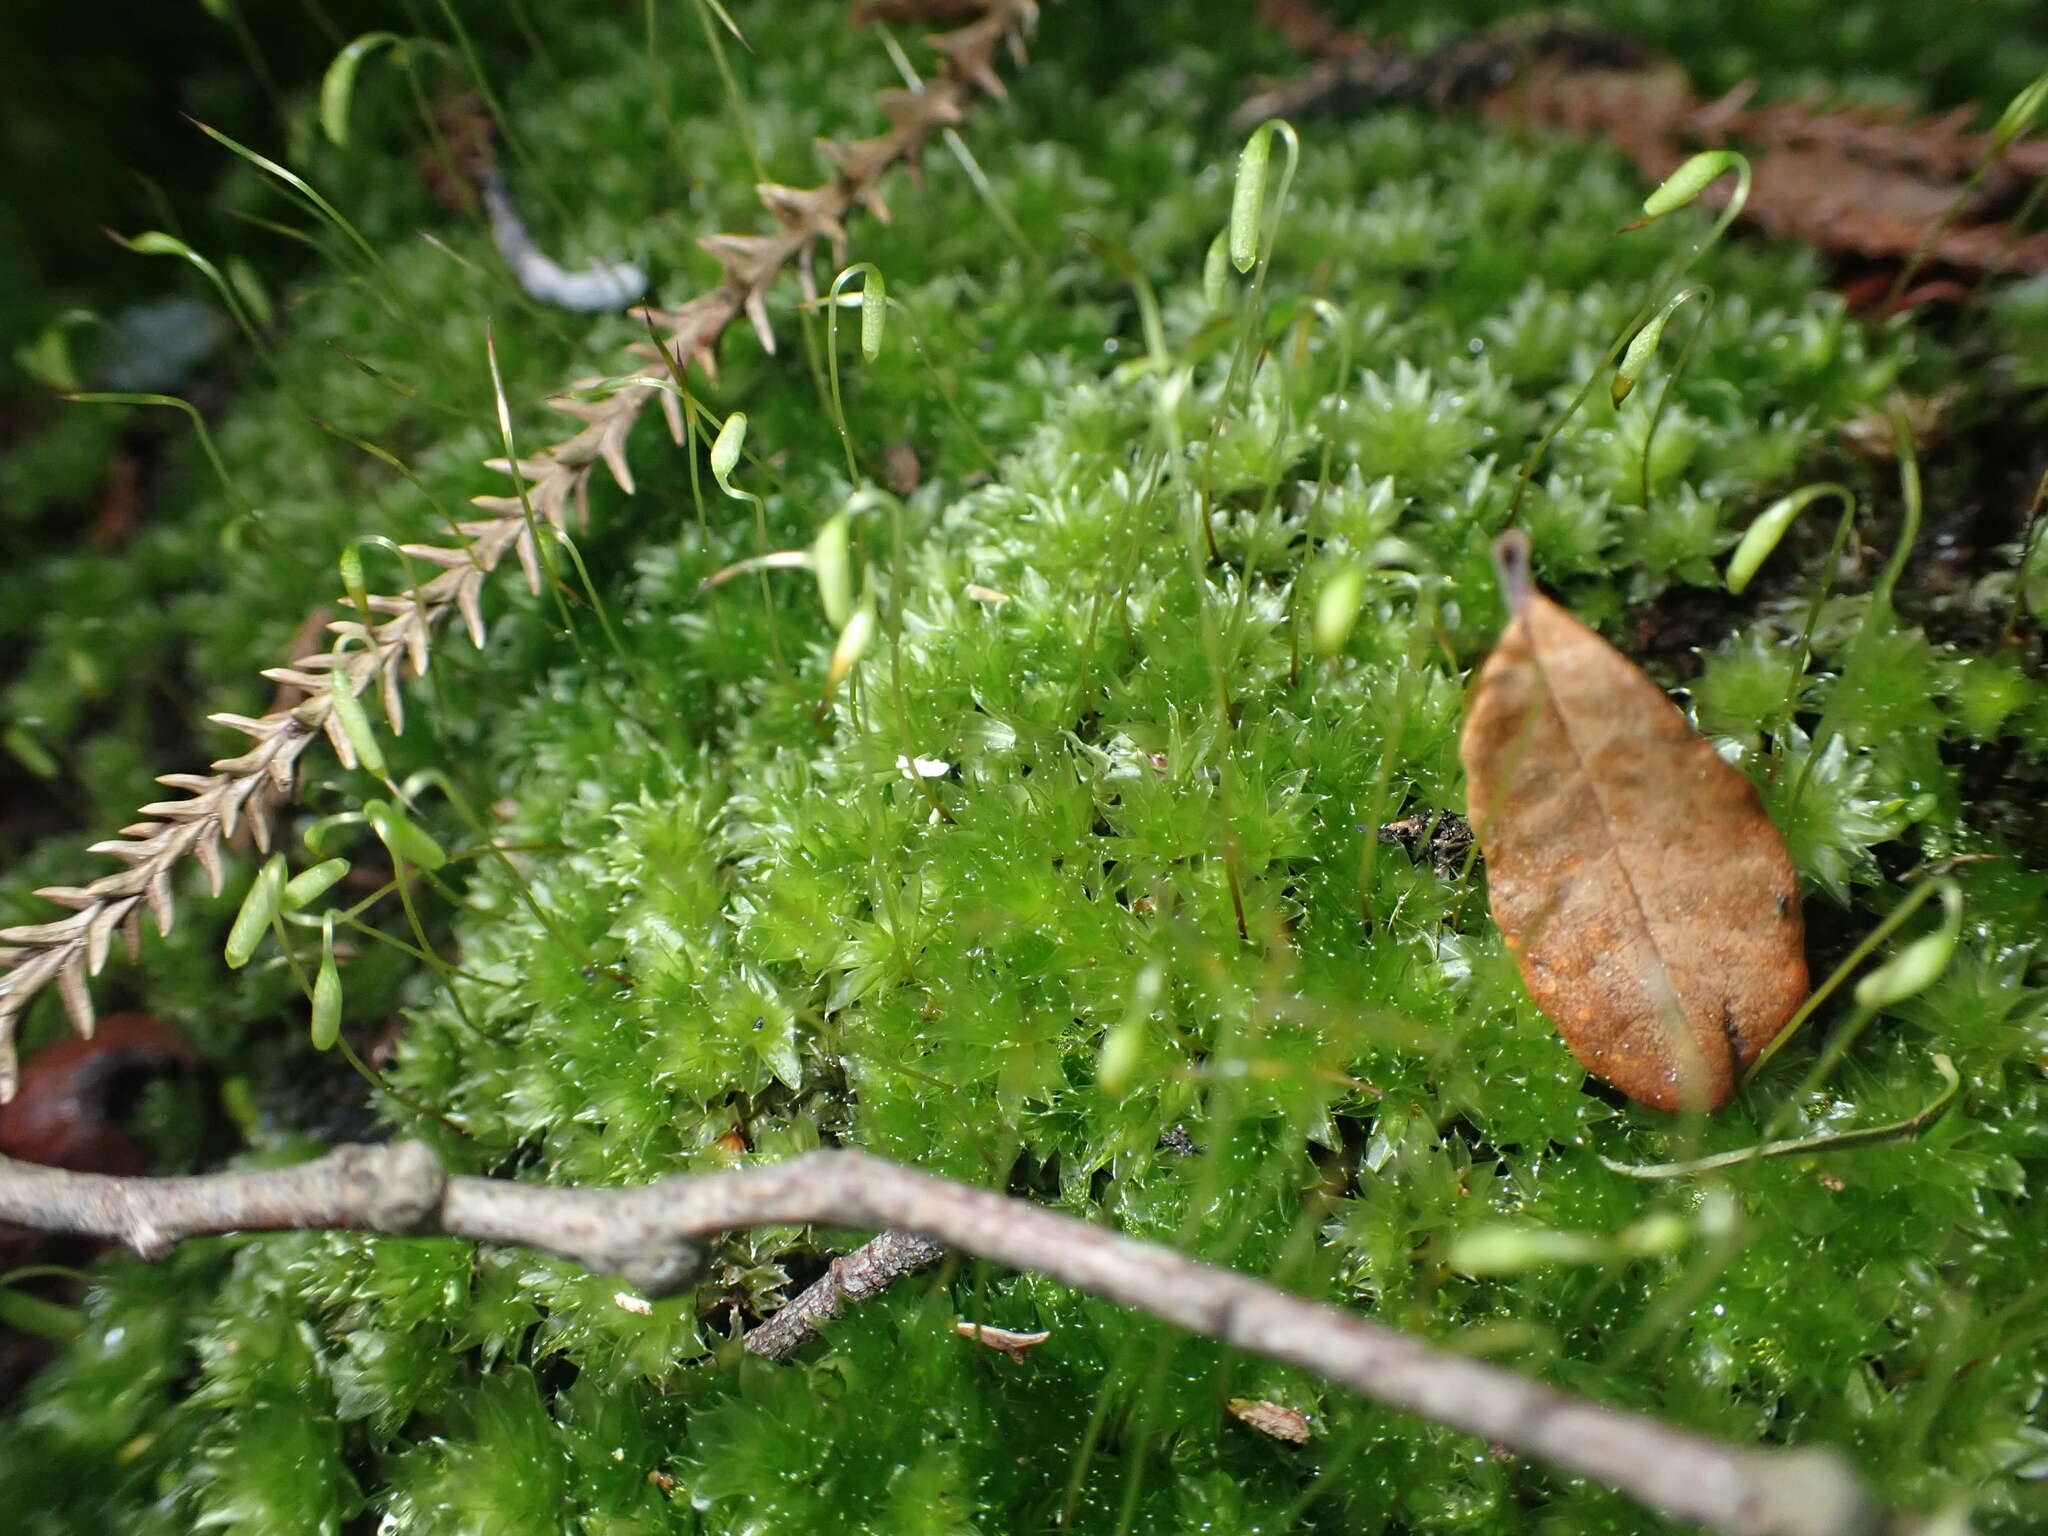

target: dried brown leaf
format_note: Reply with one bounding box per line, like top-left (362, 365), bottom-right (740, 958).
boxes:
top-left (1227, 1398), bottom-right (1313, 1444)
top-left (1459, 533), bottom-right (1807, 1112)
top-left (1255, 20), bottom-right (2048, 277)
top-left (953, 1320), bottom-right (1051, 1363)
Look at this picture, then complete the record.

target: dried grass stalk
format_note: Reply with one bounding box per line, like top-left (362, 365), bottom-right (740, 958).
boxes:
top-left (0, 0), bottom-right (1038, 1097)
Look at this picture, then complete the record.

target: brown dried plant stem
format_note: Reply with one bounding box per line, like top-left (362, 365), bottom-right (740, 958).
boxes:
top-left (742, 1227), bottom-right (947, 1360)
top-left (0, 0), bottom-right (1039, 1098)
top-left (0, 1143), bottom-right (1903, 1536)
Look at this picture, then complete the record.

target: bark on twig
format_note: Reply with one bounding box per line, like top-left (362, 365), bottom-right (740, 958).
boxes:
top-left (0, 1143), bottom-right (1911, 1536)
top-left (743, 1228), bottom-right (947, 1360)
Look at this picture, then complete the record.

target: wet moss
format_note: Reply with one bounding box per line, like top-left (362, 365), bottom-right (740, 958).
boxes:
top-left (3, 2), bottom-right (2047, 1532)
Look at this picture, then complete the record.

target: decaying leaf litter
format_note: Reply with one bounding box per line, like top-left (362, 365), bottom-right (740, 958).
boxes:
top-left (1460, 531), bottom-right (1811, 1111)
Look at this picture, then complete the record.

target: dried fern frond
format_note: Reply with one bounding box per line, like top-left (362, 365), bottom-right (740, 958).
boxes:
top-left (0, 0), bottom-right (1038, 1099)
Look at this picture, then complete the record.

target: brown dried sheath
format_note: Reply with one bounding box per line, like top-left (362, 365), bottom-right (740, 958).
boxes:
top-left (1459, 532), bottom-right (1808, 1111)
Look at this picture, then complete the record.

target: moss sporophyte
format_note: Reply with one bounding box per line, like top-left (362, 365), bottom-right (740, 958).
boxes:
top-left (2, 2), bottom-right (2046, 1532)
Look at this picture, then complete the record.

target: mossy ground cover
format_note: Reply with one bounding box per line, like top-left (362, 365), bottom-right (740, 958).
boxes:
top-left (3, 3), bottom-right (2047, 1532)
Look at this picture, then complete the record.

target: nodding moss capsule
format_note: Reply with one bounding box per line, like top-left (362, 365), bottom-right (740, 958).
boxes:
top-left (859, 270), bottom-right (887, 362)
top-left (327, 673), bottom-right (387, 778)
top-left (1640, 150), bottom-right (1744, 221)
top-left (1855, 880), bottom-right (1963, 1009)
top-left (1726, 484), bottom-right (1853, 594)
top-left (1096, 1015), bottom-right (1143, 1099)
top-left (824, 602), bottom-right (875, 695)
top-left (812, 512), bottom-right (853, 628)
top-left (310, 926), bottom-right (343, 1051)
top-left (1313, 565), bottom-right (1367, 659)
top-left (365, 798), bottom-right (447, 872)
top-left (1229, 124), bottom-right (1273, 273)
top-left (319, 31), bottom-right (403, 148)
top-left (283, 857), bottom-right (351, 910)
top-left (1611, 288), bottom-right (1698, 407)
top-left (711, 411), bottom-right (746, 488)
top-left (225, 855), bottom-right (288, 969)
top-left (338, 543), bottom-right (366, 601)
top-left (1203, 229), bottom-right (1231, 310)
top-left (1098, 963), bottom-right (1163, 1098)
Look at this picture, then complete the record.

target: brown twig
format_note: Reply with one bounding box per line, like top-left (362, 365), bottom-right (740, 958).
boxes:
top-left (0, 1142), bottom-right (1910, 1536)
top-left (0, 0), bottom-right (1039, 1099)
top-left (743, 1227), bottom-right (947, 1359)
